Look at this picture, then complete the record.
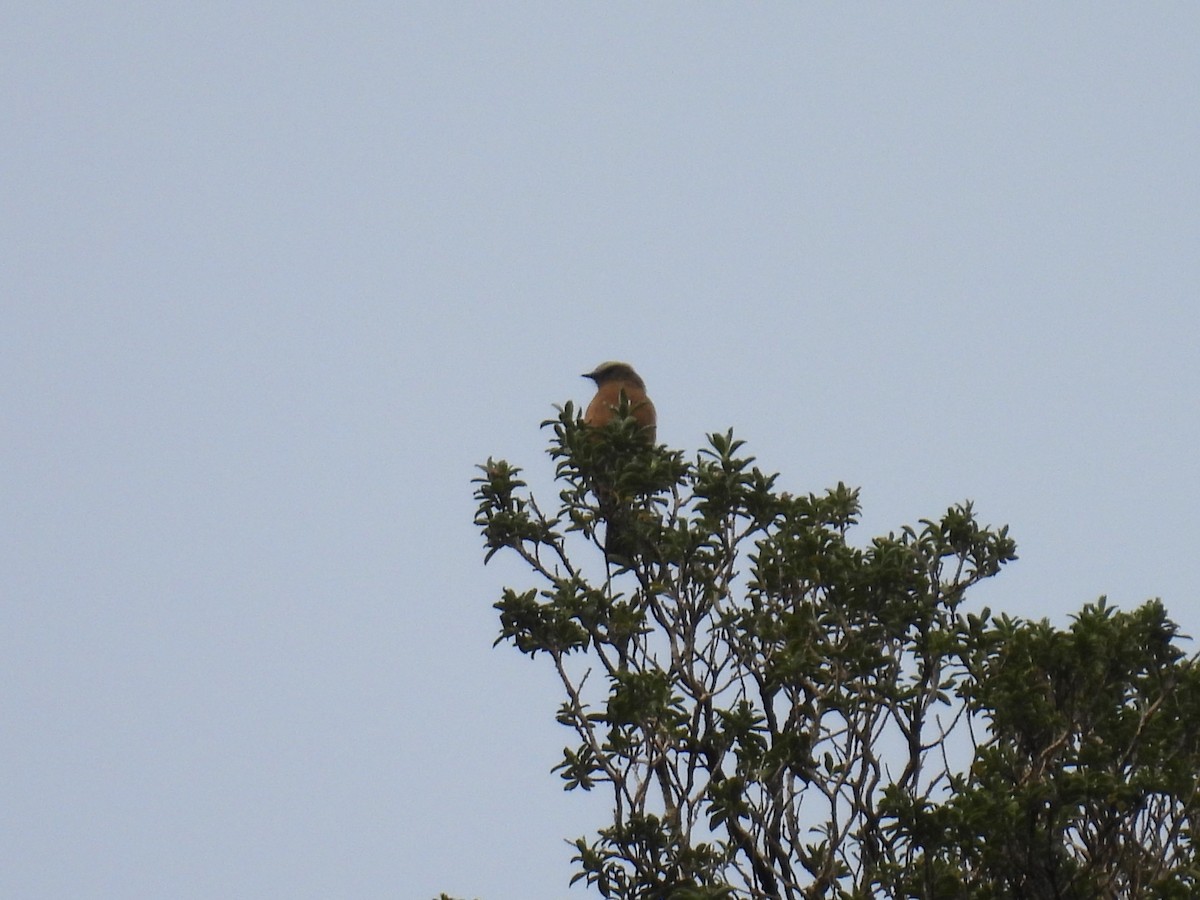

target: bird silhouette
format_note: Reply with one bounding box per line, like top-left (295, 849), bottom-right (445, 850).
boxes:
top-left (581, 361), bottom-right (657, 559)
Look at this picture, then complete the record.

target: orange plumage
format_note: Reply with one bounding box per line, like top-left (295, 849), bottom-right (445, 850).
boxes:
top-left (582, 361), bottom-right (656, 443)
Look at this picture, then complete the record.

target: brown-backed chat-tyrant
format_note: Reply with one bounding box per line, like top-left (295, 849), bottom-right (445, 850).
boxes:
top-left (582, 361), bottom-right (656, 443)
top-left (581, 361), bottom-right (656, 559)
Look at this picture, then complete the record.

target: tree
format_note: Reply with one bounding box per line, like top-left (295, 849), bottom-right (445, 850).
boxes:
top-left (469, 405), bottom-right (1200, 899)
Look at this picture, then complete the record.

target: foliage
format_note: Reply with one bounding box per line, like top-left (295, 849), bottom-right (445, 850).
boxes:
top-left (471, 405), bottom-right (1200, 898)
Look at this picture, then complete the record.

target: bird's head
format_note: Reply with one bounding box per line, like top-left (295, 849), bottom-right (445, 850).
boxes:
top-left (583, 361), bottom-right (646, 389)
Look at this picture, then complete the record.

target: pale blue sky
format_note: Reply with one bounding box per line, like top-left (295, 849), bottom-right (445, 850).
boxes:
top-left (4, 5), bottom-right (1198, 899)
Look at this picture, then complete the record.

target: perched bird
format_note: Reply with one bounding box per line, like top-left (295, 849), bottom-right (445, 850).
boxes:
top-left (581, 361), bottom-right (657, 559)
top-left (582, 361), bottom-right (657, 443)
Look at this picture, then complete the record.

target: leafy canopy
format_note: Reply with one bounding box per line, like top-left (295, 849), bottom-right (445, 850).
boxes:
top-left (467, 404), bottom-right (1200, 899)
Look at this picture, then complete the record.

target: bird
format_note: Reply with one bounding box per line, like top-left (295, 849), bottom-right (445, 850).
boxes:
top-left (581, 361), bottom-right (657, 560)
top-left (582, 361), bottom-right (657, 443)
